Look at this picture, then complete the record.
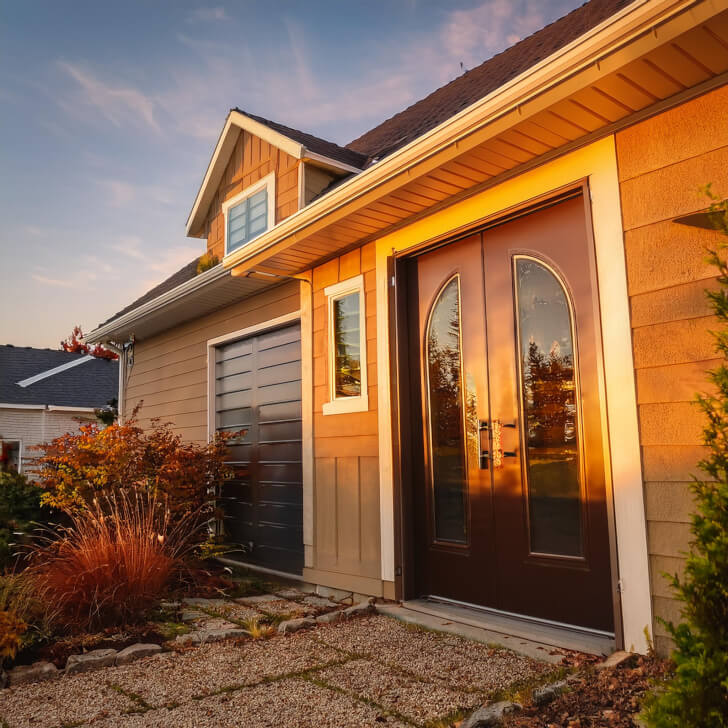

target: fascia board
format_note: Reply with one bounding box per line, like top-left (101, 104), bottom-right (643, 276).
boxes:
top-left (222, 0), bottom-right (701, 272)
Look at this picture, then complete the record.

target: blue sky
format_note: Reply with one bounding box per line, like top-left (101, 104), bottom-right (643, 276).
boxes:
top-left (0, 0), bottom-right (582, 348)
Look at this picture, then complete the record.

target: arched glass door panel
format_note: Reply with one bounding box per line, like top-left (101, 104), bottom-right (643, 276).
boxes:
top-left (426, 276), bottom-right (468, 544)
top-left (515, 257), bottom-right (583, 557)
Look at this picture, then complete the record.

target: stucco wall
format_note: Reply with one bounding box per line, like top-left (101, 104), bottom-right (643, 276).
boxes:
top-left (616, 84), bottom-right (728, 654)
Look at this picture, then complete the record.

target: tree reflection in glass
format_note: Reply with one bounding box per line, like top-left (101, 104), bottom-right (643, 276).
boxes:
top-left (426, 277), bottom-right (468, 543)
top-left (516, 258), bottom-right (583, 557)
top-left (333, 292), bottom-right (361, 397)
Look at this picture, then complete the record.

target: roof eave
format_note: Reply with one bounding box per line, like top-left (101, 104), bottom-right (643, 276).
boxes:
top-left (86, 263), bottom-right (230, 344)
top-left (221, 0), bottom-right (702, 273)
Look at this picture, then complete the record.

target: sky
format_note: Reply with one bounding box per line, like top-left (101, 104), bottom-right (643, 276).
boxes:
top-left (0, 0), bottom-right (583, 348)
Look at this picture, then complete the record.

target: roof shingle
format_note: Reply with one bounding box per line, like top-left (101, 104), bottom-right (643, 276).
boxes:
top-left (345, 0), bottom-right (631, 160)
top-left (0, 346), bottom-right (118, 409)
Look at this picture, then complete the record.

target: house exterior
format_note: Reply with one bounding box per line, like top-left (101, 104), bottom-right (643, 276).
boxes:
top-left (88, 0), bottom-right (728, 656)
top-left (0, 346), bottom-right (118, 472)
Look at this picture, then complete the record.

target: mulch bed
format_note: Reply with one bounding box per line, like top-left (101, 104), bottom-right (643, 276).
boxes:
top-left (506, 654), bottom-right (671, 728)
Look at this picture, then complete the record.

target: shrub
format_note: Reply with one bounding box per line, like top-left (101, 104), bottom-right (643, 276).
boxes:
top-left (196, 252), bottom-right (219, 274)
top-left (0, 471), bottom-right (52, 571)
top-left (642, 188), bottom-right (728, 727)
top-left (26, 492), bottom-right (202, 632)
top-left (33, 411), bottom-right (238, 518)
top-left (0, 573), bottom-right (51, 663)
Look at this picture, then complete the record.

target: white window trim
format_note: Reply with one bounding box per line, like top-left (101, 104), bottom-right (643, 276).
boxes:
top-left (323, 275), bottom-right (368, 415)
top-left (222, 172), bottom-right (276, 256)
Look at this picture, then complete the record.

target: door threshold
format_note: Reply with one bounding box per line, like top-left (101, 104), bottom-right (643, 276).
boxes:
top-left (399, 597), bottom-right (615, 656)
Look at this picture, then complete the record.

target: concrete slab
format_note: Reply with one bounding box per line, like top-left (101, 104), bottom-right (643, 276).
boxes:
top-left (376, 603), bottom-right (568, 664)
top-left (386, 599), bottom-right (615, 657)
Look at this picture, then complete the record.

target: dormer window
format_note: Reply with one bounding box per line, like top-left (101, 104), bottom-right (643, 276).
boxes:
top-left (222, 172), bottom-right (275, 255)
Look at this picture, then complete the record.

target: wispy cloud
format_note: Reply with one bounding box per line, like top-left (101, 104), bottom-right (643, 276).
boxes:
top-left (56, 60), bottom-right (160, 132)
top-left (186, 6), bottom-right (228, 23)
top-left (99, 179), bottom-right (175, 208)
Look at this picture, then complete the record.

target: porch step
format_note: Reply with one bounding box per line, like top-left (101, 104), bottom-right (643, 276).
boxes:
top-left (376, 599), bottom-right (615, 662)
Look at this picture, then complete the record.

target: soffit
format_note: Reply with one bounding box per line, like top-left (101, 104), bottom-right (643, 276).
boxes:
top-left (227, 2), bottom-right (728, 279)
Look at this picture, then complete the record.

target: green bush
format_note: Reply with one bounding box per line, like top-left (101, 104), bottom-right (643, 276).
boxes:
top-left (642, 188), bottom-right (728, 727)
top-left (0, 471), bottom-right (50, 571)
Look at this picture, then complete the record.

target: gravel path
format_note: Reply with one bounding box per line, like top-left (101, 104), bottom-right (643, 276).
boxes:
top-left (1, 615), bottom-right (553, 728)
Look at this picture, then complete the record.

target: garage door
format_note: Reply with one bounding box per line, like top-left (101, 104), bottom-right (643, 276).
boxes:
top-left (215, 323), bottom-right (303, 574)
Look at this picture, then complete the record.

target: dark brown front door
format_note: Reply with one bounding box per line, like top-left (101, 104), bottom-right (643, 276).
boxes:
top-left (409, 193), bottom-right (614, 632)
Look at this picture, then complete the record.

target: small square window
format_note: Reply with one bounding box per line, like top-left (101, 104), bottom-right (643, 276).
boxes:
top-left (323, 275), bottom-right (368, 415)
top-left (223, 174), bottom-right (275, 255)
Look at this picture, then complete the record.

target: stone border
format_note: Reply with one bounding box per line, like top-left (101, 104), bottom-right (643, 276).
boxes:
top-left (2, 599), bottom-right (377, 689)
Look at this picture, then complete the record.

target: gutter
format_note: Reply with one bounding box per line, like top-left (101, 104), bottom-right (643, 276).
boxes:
top-left (0, 403), bottom-right (98, 413)
top-left (221, 0), bottom-right (699, 273)
top-left (86, 262), bottom-right (229, 343)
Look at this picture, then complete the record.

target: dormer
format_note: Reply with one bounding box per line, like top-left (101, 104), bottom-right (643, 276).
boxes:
top-left (186, 109), bottom-right (368, 260)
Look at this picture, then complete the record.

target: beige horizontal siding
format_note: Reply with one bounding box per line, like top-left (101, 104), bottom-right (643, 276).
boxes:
top-left (616, 84), bottom-right (728, 654)
top-left (125, 282), bottom-right (299, 442)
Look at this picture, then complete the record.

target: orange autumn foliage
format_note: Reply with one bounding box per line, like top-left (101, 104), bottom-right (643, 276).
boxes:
top-left (32, 411), bottom-right (241, 516)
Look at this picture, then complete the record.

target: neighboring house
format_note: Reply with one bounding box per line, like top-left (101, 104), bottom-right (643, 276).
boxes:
top-left (0, 345), bottom-right (118, 472)
top-left (88, 0), bottom-right (728, 656)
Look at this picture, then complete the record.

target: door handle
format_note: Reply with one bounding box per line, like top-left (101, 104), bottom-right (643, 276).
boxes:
top-left (479, 419), bottom-right (517, 469)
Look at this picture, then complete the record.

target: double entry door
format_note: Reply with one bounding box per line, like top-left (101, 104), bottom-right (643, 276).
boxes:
top-left (409, 193), bottom-right (614, 632)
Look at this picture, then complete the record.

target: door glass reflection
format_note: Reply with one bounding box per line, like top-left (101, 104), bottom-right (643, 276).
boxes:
top-left (426, 277), bottom-right (468, 543)
top-left (515, 258), bottom-right (583, 557)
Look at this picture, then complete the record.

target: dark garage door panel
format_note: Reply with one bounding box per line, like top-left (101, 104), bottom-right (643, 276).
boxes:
top-left (216, 323), bottom-right (303, 575)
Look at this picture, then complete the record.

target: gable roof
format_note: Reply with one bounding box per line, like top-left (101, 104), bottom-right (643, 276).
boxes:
top-left (186, 109), bottom-right (367, 236)
top-left (346, 0), bottom-right (632, 160)
top-left (0, 346), bottom-right (118, 409)
top-left (93, 0), bottom-right (699, 344)
top-left (240, 111), bottom-right (369, 170)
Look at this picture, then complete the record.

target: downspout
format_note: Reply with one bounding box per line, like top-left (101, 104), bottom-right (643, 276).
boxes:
top-left (104, 337), bottom-right (134, 424)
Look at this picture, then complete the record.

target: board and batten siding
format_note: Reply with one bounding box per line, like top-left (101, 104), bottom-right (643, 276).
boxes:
top-left (205, 129), bottom-right (300, 260)
top-left (304, 242), bottom-right (384, 595)
top-left (124, 282), bottom-right (300, 443)
top-left (616, 84), bottom-right (728, 655)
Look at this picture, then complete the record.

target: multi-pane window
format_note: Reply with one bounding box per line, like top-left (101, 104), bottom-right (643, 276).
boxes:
top-left (223, 174), bottom-right (274, 255)
top-left (323, 275), bottom-right (368, 415)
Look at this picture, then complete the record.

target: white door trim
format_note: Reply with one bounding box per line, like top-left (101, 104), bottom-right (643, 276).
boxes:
top-left (375, 135), bottom-right (652, 653)
top-left (206, 310), bottom-right (301, 443)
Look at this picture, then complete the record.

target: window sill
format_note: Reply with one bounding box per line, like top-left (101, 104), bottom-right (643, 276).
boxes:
top-left (322, 394), bottom-right (369, 416)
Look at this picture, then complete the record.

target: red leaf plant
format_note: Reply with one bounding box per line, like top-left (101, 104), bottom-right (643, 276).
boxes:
top-left (25, 492), bottom-right (203, 632)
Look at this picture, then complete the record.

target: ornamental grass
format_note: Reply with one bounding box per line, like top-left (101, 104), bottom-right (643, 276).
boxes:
top-left (26, 492), bottom-right (203, 633)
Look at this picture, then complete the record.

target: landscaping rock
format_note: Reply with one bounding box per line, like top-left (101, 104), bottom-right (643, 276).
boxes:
top-left (115, 643), bottom-right (163, 666)
top-left (238, 593), bottom-right (280, 604)
top-left (173, 632), bottom-right (201, 646)
top-left (278, 617), bottom-right (316, 634)
top-left (461, 701), bottom-right (522, 728)
top-left (532, 679), bottom-right (568, 706)
top-left (316, 610), bottom-right (346, 624)
top-left (198, 628), bottom-right (247, 643)
top-left (7, 661), bottom-right (58, 686)
top-left (66, 648), bottom-right (118, 675)
top-left (276, 588), bottom-right (304, 600)
top-left (181, 609), bottom-right (206, 622)
top-left (596, 650), bottom-right (637, 671)
top-left (343, 597), bottom-right (376, 618)
top-left (302, 595), bottom-right (336, 609)
top-left (182, 597), bottom-right (229, 609)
